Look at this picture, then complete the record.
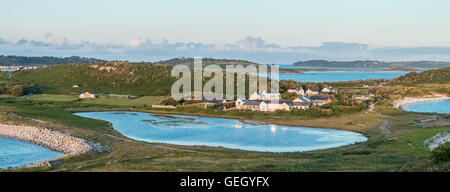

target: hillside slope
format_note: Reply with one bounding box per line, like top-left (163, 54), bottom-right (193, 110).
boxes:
top-left (392, 67), bottom-right (450, 84)
top-left (10, 62), bottom-right (176, 96)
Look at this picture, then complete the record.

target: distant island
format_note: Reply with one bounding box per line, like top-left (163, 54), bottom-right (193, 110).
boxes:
top-left (153, 57), bottom-right (258, 67)
top-left (0, 55), bottom-right (257, 68)
top-left (0, 55), bottom-right (105, 66)
top-left (293, 60), bottom-right (450, 69)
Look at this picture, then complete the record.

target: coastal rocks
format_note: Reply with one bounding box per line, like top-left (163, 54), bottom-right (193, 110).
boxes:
top-left (424, 132), bottom-right (450, 150)
top-left (88, 141), bottom-right (112, 153)
top-left (0, 123), bottom-right (92, 167)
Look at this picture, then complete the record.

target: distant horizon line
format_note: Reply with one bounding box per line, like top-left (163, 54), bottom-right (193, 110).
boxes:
top-left (2, 55), bottom-right (450, 65)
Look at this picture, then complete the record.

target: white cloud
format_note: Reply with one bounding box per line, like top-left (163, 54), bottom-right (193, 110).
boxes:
top-left (2, 35), bottom-right (450, 63)
top-left (129, 38), bottom-right (142, 48)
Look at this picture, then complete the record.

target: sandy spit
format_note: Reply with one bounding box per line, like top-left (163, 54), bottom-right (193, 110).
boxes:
top-left (392, 93), bottom-right (450, 109)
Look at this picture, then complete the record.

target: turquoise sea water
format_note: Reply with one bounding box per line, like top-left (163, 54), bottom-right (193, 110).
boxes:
top-left (402, 100), bottom-right (450, 114)
top-left (278, 71), bottom-right (408, 82)
top-left (0, 137), bottom-right (63, 169)
top-left (279, 66), bottom-right (429, 71)
top-left (75, 111), bottom-right (367, 152)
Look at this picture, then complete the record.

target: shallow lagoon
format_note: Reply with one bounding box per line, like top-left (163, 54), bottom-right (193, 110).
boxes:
top-left (402, 100), bottom-right (450, 114)
top-left (0, 137), bottom-right (63, 169)
top-left (75, 111), bottom-right (367, 152)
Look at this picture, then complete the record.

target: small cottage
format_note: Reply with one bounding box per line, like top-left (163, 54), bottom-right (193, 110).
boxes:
top-left (306, 88), bottom-right (320, 97)
top-left (79, 92), bottom-right (98, 99)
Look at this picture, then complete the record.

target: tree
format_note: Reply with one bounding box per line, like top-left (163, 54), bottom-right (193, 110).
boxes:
top-left (282, 92), bottom-right (299, 100)
top-left (431, 142), bottom-right (450, 163)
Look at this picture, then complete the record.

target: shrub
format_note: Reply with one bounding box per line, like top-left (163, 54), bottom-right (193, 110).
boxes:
top-left (160, 97), bottom-right (179, 106)
top-left (10, 85), bottom-right (24, 96)
top-left (431, 142), bottom-right (450, 163)
top-left (282, 92), bottom-right (298, 100)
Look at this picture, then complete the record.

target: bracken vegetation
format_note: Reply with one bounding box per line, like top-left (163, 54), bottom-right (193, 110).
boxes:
top-left (10, 62), bottom-right (176, 96)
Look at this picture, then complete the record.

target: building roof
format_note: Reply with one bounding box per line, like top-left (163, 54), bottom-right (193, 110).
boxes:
top-left (263, 100), bottom-right (292, 105)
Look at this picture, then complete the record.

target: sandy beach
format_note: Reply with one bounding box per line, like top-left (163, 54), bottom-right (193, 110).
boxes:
top-left (0, 123), bottom-right (92, 168)
top-left (392, 93), bottom-right (450, 109)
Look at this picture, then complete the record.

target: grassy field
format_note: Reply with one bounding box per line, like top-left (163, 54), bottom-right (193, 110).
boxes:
top-left (0, 93), bottom-right (448, 172)
top-left (12, 94), bottom-right (161, 107)
top-left (79, 96), bottom-right (161, 107)
top-left (15, 94), bottom-right (78, 102)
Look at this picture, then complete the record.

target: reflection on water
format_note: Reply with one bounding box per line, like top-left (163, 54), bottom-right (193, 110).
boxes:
top-left (270, 125), bottom-right (277, 134)
top-left (75, 111), bottom-right (367, 152)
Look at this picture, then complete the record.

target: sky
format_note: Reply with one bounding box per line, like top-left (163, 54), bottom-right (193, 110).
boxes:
top-left (1, 0), bottom-right (450, 63)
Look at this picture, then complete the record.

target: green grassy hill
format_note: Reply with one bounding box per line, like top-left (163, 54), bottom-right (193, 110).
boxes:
top-left (392, 67), bottom-right (450, 84)
top-left (9, 58), bottom-right (266, 96)
top-left (10, 61), bottom-right (176, 96)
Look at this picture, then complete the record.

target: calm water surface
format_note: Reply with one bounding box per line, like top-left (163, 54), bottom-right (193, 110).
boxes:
top-left (75, 111), bottom-right (367, 152)
top-left (279, 66), bottom-right (429, 71)
top-left (402, 100), bottom-right (450, 114)
top-left (278, 71), bottom-right (408, 82)
top-left (0, 137), bottom-right (63, 169)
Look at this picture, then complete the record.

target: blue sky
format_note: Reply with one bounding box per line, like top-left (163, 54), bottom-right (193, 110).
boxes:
top-left (1, 0), bottom-right (450, 63)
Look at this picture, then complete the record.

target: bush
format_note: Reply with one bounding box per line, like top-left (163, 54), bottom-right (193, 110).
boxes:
top-left (282, 92), bottom-right (298, 100)
top-left (160, 97), bottom-right (179, 106)
top-left (431, 142), bottom-right (450, 163)
top-left (10, 85), bottom-right (24, 96)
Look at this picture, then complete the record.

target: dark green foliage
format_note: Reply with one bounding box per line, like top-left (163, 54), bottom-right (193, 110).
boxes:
top-left (282, 92), bottom-right (298, 100)
top-left (392, 67), bottom-right (450, 84)
top-left (0, 55), bottom-right (104, 66)
top-left (431, 142), bottom-right (450, 163)
top-left (160, 97), bottom-right (179, 105)
top-left (0, 82), bottom-right (38, 96)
